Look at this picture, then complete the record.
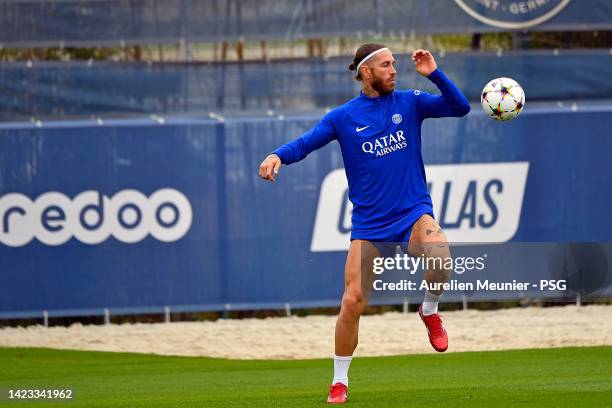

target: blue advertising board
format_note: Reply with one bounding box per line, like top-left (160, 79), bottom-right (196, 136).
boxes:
top-left (1, 103), bottom-right (611, 317)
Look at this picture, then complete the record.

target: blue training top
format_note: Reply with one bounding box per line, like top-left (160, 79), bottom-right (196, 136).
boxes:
top-left (273, 69), bottom-right (470, 241)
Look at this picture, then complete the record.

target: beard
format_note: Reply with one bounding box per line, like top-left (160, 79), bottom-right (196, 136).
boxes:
top-left (371, 75), bottom-right (394, 95)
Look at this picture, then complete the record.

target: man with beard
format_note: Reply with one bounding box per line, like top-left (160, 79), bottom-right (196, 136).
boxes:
top-left (258, 44), bottom-right (470, 404)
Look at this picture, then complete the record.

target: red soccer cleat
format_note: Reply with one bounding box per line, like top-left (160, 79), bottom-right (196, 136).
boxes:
top-left (327, 382), bottom-right (348, 404)
top-left (418, 305), bottom-right (448, 352)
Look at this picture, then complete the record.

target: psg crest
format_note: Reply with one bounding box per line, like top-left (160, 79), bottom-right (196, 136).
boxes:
top-left (453, 0), bottom-right (571, 29)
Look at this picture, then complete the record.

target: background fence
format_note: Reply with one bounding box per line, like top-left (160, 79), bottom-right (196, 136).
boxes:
top-left (1, 0), bottom-right (611, 47)
top-left (2, 50), bottom-right (611, 120)
top-left (1, 0), bottom-right (611, 320)
top-left (1, 103), bottom-right (611, 318)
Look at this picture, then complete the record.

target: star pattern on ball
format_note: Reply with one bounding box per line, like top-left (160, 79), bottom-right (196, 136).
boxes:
top-left (492, 102), bottom-right (504, 119)
top-left (512, 100), bottom-right (524, 112)
top-left (499, 83), bottom-right (512, 99)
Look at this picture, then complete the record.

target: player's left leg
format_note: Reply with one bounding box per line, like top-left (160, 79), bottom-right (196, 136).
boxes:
top-left (407, 213), bottom-right (452, 352)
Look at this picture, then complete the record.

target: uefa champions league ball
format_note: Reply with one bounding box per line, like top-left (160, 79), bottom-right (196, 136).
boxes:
top-left (481, 77), bottom-right (525, 121)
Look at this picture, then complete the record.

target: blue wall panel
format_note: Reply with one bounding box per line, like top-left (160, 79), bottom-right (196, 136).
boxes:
top-left (0, 105), bottom-right (611, 317)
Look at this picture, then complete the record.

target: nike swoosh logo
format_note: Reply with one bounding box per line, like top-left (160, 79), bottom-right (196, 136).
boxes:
top-left (356, 126), bottom-right (369, 132)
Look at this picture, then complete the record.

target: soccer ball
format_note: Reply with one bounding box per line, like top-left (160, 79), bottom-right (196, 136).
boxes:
top-left (481, 77), bottom-right (525, 121)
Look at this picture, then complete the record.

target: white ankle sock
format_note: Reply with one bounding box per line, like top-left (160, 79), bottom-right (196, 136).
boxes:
top-left (332, 355), bottom-right (352, 386)
top-left (422, 291), bottom-right (441, 315)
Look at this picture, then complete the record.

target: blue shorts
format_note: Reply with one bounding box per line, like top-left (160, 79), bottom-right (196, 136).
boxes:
top-left (350, 206), bottom-right (434, 258)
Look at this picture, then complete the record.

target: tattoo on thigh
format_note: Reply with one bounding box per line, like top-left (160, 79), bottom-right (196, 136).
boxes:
top-left (426, 223), bottom-right (444, 236)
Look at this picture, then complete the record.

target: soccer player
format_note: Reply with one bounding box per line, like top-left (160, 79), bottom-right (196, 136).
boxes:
top-left (258, 44), bottom-right (470, 404)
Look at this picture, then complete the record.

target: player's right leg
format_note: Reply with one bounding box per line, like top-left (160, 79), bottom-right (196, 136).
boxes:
top-left (335, 239), bottom-right (378, 356)
top-left (328, 239), bottom-right (379, 404)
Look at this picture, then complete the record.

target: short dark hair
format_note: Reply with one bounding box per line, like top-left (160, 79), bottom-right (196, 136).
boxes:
top-left (348, 43), bottom-right (387, 81)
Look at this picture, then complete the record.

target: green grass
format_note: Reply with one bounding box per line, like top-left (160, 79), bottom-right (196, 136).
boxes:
top-left (1, 346), bottom-right (611, 407)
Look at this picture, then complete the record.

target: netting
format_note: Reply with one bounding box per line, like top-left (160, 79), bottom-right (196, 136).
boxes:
top-left (1, 50), bottom-right (610, 120)
top-left (1, 0), bottom-right (611, 48)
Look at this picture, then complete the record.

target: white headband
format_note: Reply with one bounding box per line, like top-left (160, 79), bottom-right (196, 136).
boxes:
top-left (356, 47), bottom-right (390, 73)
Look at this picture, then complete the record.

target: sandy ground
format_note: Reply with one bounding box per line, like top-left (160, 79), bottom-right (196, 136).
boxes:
top-left (0, 305), bottom-right (610, 359)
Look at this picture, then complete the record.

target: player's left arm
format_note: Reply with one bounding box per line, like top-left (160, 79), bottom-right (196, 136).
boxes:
top-left (412, 49), bottom-right (471, 119)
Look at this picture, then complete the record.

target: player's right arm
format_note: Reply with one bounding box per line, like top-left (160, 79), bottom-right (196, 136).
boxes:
top-left (259, 113), bottom-right (337, 182)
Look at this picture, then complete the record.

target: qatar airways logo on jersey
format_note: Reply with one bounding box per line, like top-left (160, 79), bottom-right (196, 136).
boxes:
top-left (310, 162), bottom-right (529, 252)
top-left (362, 130), bottom-right (407, 157)
top-left (0, 188), bottom-right (193, 247)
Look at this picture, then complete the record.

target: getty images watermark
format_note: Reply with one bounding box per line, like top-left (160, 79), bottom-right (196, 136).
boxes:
top-left (371, 252), bottom-right (508, 292)
top-left (366, 243), bottom-right (579, 295)
top-left (373, 252), bottom-right (486, 275)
